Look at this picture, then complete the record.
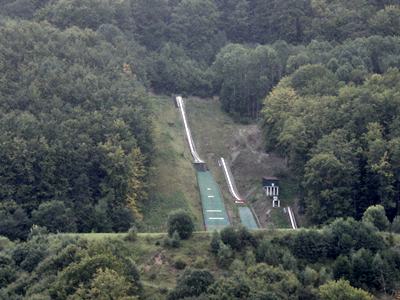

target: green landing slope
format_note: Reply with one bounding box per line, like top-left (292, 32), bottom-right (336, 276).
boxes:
top-left (196, 170), bottom-right (230, 230)
top-left (238, 207), bottom-right (259, 229)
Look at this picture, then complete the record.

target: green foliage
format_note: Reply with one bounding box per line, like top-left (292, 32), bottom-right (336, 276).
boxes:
top-left (220, 226), bottom-right (240, 250)
top-left (289, 230), bottom-right (328, 262)
top-left (325, 218), bottom-right (384, 258)
top-left (171, 231), bottom-right (181, 248)
top-left (319, 279), bottom-right (373, 300)
top-left (174, 257), bottom-right (187, 270)
top-left (149, 43), bottom-right (212, 97)
top-left (264, 66), bottom-right (400, 224)
top-left (216, 243), bottom-right (234, 268)
top-left (168, 268), bottom-right (214, 299)
top-left (167, 210), bottom-right (194, 240)
top-left (219, 225), bottom-right (256, 251)
top-left (169, 0), bottom-right (222, 63)
top-left (32, 201), bottom-right (76, 233)
top-left (362, 205), bottom-right (390, 231)
top-left (124, 226), bottom-right (138, 242)
top-left (391, 216), bottom-right (400, 233)
top-left (213, 44), bottom-right (283, 119)
top-left (0, 204), bottom-right (32, 240)
top-left (0, 19), bottom-right (152, 239)
top-left (291, 64), bottom-right (338, 96)
top-left (209, 231), bottom-right (220, 254)
top-left (70, 268), bottom-right (136, 300)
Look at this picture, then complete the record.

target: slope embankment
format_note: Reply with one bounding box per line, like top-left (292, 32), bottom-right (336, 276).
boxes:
top-left (176, 96), bottom-right (230, 230)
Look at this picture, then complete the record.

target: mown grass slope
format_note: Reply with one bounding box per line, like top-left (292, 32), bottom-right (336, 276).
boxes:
top-left (141, 96), bottom-right (203, 231)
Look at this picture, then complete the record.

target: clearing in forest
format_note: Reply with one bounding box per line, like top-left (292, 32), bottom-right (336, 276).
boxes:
top-left (186, 97), bottom-right (295, 228)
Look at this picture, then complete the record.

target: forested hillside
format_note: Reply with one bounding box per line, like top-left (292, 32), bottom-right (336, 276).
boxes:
top-left (0, 19), bottom-right (152, 239)
top-left (1, 1), bottom-right (399, 235)
top-left (2, 0), bottom-right (400, 298)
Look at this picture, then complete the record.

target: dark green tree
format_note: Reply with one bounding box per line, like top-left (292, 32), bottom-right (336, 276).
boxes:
top-left (167, 210), bottom-right (195, 240)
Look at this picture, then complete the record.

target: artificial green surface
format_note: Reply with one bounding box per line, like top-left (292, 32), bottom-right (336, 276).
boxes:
top-left (196, 170), bottom-right (230, 230)
top-left (238, 206), bottom-right (259, 229)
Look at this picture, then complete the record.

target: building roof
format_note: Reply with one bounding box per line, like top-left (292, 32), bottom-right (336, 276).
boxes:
top-left (263, 176), bottom-right (279, 180)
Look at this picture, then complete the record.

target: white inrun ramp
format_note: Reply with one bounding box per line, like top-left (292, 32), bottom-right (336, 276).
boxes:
top-left (287, 206), bottom-right (298, 229)
top-left (176, 96), bottom-right (204, 164)
top-left (220, 157), bottom-right (245, 204)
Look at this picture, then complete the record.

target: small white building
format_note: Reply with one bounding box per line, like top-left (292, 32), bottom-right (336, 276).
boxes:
top-left (263, 176), bottom-right (280, 207)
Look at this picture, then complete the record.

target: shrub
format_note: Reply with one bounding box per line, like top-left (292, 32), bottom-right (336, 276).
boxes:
top-left (174, 257), bottom-right (187, 270)
top-left (237, 225), bottom-right (257, 248)
top-left (163, 236), bottom-right (172, 248)
top-left (217, 243), bottom-right (234, 268)
top-left (193, 257), bottom-right (207, 269)
top-left (210, 230), bottom-right (220, 254)
top-left (167, 210), bottom-right (194, 240)
top-left (319, 279), bottom-right (372, 300)
top-left (171, 231), bottom-right (181, 248)
top-left (220, 226), bottom-right (240, 250)
top-left (168, 269), bottom-right (214, 300)
top-left (124, 226), bottom-right (138, 242)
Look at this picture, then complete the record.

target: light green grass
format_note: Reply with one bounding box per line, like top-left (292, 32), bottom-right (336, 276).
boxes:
top-left (142, 96), bottom-right (203, 231)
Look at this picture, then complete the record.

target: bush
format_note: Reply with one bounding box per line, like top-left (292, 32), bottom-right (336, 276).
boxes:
top-left (210, 231), bottom-right (220, 254)
top-left (163, 236), bottom-right (172, 248)
top-left (167, 210), bottom-right (194, 240)
top-left (168, 269), bottom-right (214, 300)
top-left (124, 226), bottom-right (138, 242)
top-left (237, 225), bottom-right (258, 248)
top-left (193, 257), bottom-right (207, 269)
top-left (171, 231), bottom-right (181, 248)
top-left (220, 226), bottom-right (240, 250)
top-left (217, 243), bottom-right (234, 268)
top-left (174, 257), bottom-right (187, 270)
top-left (319, 279), bottom-right (373, 300)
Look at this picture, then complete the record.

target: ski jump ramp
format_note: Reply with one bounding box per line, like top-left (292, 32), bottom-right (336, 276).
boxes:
top-left (220, 157), bottom-right (245, 204)
top-left (176, 96), bottom-right (204, 164)
top-left (287, 206), bottom-right (298, 229)
top-left (220, 157), bottom-right (259, 229)
top-left (176, 96), bottom-right (230, 230)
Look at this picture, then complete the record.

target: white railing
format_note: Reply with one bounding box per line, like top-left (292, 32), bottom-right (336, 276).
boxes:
top-left (176, 96), bottom-right (204, 164)
top-left (287, 206), bottom-right (298, 229)
top-left (220, 157), bottom-right (244, 203)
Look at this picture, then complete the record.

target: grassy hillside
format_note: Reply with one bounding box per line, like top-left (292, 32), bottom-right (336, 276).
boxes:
top-left (60, 228), bottom-right (400, 299)
top-left (141, 96), bottom-right (203, 231)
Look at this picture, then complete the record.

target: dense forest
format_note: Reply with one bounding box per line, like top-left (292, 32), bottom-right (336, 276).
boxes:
top-left (1, 0), bottom-right (399, 238)
top-left (1, 0), bottom-right (400, 298)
